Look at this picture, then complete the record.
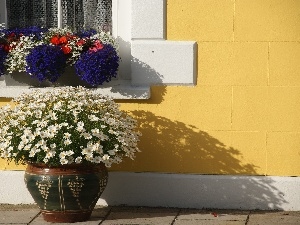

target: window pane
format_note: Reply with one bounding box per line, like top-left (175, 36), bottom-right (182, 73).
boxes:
top-left (62, 0), bottom-right (112, 31)
top-left (6, 0), bottom-right (112, 31)
top-left (7, 0), bottom-right (58, 28)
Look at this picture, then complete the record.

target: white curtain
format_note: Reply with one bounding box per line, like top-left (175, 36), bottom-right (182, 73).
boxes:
top-left (6, 0), bottom-right (112, 31)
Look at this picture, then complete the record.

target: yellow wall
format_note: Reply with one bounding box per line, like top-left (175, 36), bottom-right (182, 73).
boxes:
top-left (0, 99), bottom-right (26, 170)
top-left (1, 0), bottom-right (300, 176)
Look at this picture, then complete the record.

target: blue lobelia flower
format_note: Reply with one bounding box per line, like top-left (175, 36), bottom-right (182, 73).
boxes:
top-left (26, 44), bottom-right (66, 82)
top-left (74, 44), bottom-right (120, 86)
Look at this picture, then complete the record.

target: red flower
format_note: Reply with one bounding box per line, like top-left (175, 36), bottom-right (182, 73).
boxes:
top-left (70, 35), bottom-right (77, 40)
top-left (62, 45), bottom-right (71, 54)
top-left (76, 39), bottom-right (86, 46)
top-left (3, 44), bottom-right (10, 53)
top-left (59, 36), bottom-right (68, 44)
top-left (89, 40), bottom-right (104, 52)
top-left (7, 33), bottom-right (16, 41)
top-left (50, 36), bottom-right (60, 45)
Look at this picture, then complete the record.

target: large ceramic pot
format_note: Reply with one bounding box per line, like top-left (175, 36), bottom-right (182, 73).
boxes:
top-left (24, 162), bottom-right (108, 223)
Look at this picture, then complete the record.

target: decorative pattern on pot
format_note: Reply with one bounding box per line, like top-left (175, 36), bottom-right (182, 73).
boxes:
top-left (25, 163), bottom-right (108, 223)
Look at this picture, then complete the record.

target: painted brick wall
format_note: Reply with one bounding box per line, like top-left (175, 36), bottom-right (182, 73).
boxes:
top-left (164, 0), bottom-right (300, 176)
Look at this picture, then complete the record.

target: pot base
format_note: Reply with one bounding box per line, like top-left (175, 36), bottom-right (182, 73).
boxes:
top-left (42, 210), bottom-right (92, 223)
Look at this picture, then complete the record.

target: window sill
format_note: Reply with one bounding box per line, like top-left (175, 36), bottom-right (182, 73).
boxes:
top-left (0, 79), bottom-right (150, 99)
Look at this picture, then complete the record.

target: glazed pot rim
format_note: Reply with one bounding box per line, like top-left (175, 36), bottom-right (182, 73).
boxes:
top-left (25, 162), bottom-right (107, 175)
top-left (26, 161), bottom-right (105, 168)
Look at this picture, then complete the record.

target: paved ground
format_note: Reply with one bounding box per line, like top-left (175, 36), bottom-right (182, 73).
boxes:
top-left (0, 204), bottom-right (300, 225)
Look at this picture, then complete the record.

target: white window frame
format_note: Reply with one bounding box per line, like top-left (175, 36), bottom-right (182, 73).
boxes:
top-left (0, 0), bottom-right (197, 99)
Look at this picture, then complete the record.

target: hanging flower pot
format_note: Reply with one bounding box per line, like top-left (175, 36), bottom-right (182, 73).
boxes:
top-left (25, 163), bottom-right (108, 223)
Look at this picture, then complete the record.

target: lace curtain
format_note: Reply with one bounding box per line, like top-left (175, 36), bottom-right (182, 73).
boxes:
top-left (6, 0), bottom-right (112, 31)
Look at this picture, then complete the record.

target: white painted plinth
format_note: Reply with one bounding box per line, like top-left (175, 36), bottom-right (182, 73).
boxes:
top-left (1, 171), bottom-right (299, 211)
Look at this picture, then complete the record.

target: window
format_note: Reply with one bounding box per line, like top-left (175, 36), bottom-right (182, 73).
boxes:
top-left (0, 0), bottom-right (197, 99)
top-left (6, 0), bottom-right (112, 32)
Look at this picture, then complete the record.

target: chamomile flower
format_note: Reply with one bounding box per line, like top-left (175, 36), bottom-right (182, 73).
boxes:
top-left (0, 87), bottom-right (140, 166)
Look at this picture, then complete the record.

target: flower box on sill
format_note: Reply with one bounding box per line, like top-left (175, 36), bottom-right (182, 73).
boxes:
top-left (0, 26), bottom-right (150, 99)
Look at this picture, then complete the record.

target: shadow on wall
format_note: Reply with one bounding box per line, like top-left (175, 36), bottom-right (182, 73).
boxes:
top-left (122, 110), bottom-right (257, 174)
top-left (131, 57), bottom-right (165, 84)
top-left (111, 111), bottom-right (287, 210)
top-left (110, 38), bottom-right (167, 103)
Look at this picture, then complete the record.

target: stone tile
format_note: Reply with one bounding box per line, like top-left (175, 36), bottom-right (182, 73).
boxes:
top-left (174, 209), bottom-right (248, 225)
top-left (0, 209), bottom-right (39, 224)
top-left (101, 207), bottom-right (179, 225)
top-left (0, 224), bottom-right (27, 225)
top-left (31, 214), bottom-right (103, 225)
top-left (178, 209), bottom-right (249, 221)
top-left (248, 211), bottom-right (300, 224)
top-left (174, 220), bottom-right (245, 225)
top-left (111, 206), bottom-right (179, 213)
top-left (30, 207), bottom-right (110, 225)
